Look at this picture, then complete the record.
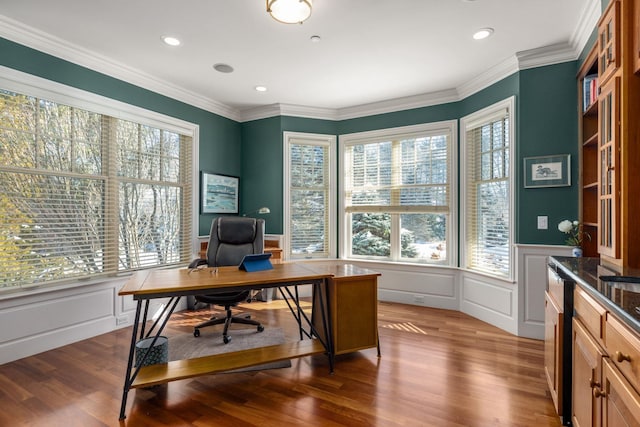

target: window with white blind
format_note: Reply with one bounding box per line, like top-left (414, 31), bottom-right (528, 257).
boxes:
top-left (461, 97), bottom-right (514, 279)
top-left (340, 122), bottom-right (456, 264)
top-left (0, 79), bottom-right (195, 291)
top-left (284, 132), bottom-right (336, 259)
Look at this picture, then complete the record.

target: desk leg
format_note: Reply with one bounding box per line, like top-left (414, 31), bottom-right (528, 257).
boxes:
top-left (278, 281), bottom-right (334, 372)
top-left (294, 286), bottom-right (303, 340)
top-left (119, 296), bottom-right (181, 420)
top-left (316, 279), bottom-right (334, 373)
top-left (119, 299), bottom-right (143, 420)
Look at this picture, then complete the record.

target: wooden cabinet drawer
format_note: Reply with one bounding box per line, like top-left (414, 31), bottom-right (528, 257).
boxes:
top-left (602, 358), bottom-right (640, 425)
top-left (606, 314), bottom-right (640, 394)
top-left (547, 266), bottom-right (565, 308)
top-left (574, 286), bottom-right (607, 344)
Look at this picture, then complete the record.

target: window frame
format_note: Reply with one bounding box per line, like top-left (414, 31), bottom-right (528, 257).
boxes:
top-left (460, 96), bottom-right (515, 281)
top-left (283, 131), bottom-right (337, 260)
top-left (339, 121), bottom-right (458, 265)
top-left (0, 66), bottom-right (199, 292)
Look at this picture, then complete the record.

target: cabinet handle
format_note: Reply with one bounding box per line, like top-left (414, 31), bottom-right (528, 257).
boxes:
top-left (616, 351), bottom-right (632, 363)
top-left (589, 378), bottom-right (601, 388)
top-left (593, 387), bottom-right (606, 398)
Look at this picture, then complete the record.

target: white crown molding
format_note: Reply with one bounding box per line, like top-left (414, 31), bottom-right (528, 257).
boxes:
top-left (570, 0), bottom-right (602, 54)
top-left (0, 15), bottom-right (242, 122)
top-left (516, 42), bottom-right (578, 70)
top-left (456, 55), bottom-right (520, 100)
top-left (335, 89), bottom-right (460, 121)
top-left (239, 104), bottom-right (284, 122)
top-left (0, 0), bottom-right (601, 124)
top-left (240, 103), bottom-right (340, 122)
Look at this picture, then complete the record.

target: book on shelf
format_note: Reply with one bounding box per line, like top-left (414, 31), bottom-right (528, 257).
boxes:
top-left (583, 74), bottom-right (598, 112)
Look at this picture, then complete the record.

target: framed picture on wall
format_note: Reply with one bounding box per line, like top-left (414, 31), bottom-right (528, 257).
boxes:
top-left (201, 172), bottom-right (239, 214)
top-left (523, 154), bottom-right (571, 188)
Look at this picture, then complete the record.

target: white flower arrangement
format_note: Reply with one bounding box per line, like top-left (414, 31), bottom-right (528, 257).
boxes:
top-left (558, 219), bottom-right (590, 247)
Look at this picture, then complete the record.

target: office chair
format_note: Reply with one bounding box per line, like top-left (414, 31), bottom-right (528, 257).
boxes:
top-left (193, 216), bottom-right (265, 343)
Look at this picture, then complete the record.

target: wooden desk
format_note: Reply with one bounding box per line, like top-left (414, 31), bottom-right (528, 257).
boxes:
top-left (117, 263), bottom-right (379, 420)
top-left (311, 264), bottom-right (380, 355)
top-left (198, 242), bottom-right (282, 263)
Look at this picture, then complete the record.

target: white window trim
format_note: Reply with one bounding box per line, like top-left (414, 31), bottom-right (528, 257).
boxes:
top-left (460, 96), bottom-right (516, 282)
top-left (0, 65), bottom-right (201, 268)
top-left (338, 120), bottom-right (458, 265)
top-left (283, 131), bottom-right (337, 260)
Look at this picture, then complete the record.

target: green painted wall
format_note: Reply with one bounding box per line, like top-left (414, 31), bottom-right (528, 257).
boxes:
top-left (241, 64), bottom-right (579, 247)
top-left (516, 62), bottom-right (578, 244)
top-left (338, 102), bottom-right (459, 135)
top-left (238, 116), bottom-right (338, 235)
top-left (240, 117), bottom-right (283, 234)
top-left (0, 37), bottom-right (243, 237)
top-left (1, 37), bottom-right (581, 247)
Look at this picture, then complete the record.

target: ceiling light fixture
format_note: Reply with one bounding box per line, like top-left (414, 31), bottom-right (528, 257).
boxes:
top-left (255, 86), bottom-right (268, 92)
top-left (267, 0), bottom-right (312, 24)
top-left (473, 28), bottom-right (494, 40)
top-left (161, 36), bottom-right (181, 46)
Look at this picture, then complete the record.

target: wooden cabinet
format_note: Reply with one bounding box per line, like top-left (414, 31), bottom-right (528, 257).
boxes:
top-left (579, 47), bottom-right (599, 258)
top-left (598, 0), bottom-right (620, 85)
top-left (312, 264), bottom-right (379, 355)
top-left (602, 358), bottom-right (640, 426)
top-left (545, 266), bottom-right (573, 423)
top-left (546, 291), bottom-right (564, 414)
top-left (634, 0), bottom-right (640, 74)
top-left (572, 318), bottom-right (605, 427)
top-left (597, 76), bottom-right (621, 259)
top-left (578, 0), bottom-right (640, 268)
top-left (570, 284), bottom-right (640, 427)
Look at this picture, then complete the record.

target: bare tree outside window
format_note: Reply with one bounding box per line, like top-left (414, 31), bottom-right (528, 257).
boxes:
top-left (0, 88), bottom-right (192, 290)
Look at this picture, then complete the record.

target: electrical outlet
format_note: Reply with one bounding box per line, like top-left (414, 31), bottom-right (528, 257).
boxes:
top-left (413, 295), bottom-right (425, 304)
top-left (116, 315), bottom-right (128, 326)
top-left (537, 215), bottom-right (548, 230)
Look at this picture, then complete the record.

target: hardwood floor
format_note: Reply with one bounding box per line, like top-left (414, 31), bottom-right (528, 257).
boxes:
top-left (0, 301), bottom-right (562, 427)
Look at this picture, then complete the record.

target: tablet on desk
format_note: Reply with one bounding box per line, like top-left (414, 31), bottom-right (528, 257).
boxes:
top-left (238, 253), bottom-right (273, 272)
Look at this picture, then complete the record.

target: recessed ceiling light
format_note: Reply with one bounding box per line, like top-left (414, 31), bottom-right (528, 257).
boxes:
top-left (310, 35), bottom-right (321, 43)
top-left (213, 63), bottom-right (234, 73)
top-left (473, 28), bottom-right (494, 40)
top-left (255, 86), bottom-right (268, 92)
top-left (161, 36), bottom-right (181, 46)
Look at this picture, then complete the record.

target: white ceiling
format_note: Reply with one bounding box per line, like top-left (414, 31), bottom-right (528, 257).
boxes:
top-left (0, 0), bottom-right (598, 121)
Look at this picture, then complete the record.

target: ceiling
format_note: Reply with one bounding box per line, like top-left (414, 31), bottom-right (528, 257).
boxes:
top-left (0, 0), bottom-right (598, 121)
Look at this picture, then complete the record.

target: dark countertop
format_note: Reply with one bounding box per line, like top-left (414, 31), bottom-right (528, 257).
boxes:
top-left (549, 256), bottom-right (640, 334)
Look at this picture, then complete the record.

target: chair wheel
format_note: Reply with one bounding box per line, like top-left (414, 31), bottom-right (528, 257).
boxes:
top-left (223, 336), bottom-right (231, 344)
top-left (257, 325), bottom-right (264, 332)
top-left (194, 329), bottom-right (200, 337)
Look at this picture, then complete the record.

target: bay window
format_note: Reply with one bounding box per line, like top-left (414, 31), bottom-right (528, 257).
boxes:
top-left (340, 122), bottom-right (456, 264)
top-left (461, 97), bottom-right (514, 279)
top-left (284, 132), bottom-right (336, 259)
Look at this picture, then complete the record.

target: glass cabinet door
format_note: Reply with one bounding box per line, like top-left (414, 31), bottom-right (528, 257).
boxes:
top-left (597, 77), bottom-right (620, 259)
top-left (598, 0), bottom-right (620, 84)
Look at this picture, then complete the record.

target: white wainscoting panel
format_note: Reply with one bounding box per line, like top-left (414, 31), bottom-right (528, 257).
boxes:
top-left (348, 262), bottom-right (459, 310)
top-left (517, 244), bottom-right (573, 339)
top-left (0, 275), bottom-right (181, 365)
top-left (460, 272), bottom-right (516, 335)
top-left (1, 247), bottom-right (574, 365)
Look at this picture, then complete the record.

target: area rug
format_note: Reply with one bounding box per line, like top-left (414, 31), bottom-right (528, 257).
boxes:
top-left (167, 327), bottom-right (291, 372)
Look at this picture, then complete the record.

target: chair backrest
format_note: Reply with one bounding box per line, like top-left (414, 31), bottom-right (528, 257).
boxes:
top-left (206, 217), bottom-right (264, 267)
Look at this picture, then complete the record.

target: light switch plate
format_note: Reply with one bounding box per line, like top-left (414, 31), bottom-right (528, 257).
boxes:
top-left (537, 215), bottom-right (548, 230)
